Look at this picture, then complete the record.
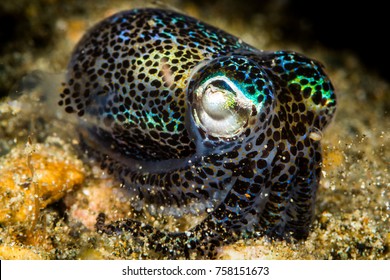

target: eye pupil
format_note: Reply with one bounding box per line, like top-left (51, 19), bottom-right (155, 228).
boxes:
top-left (209, 80), bottom-right (234, 93)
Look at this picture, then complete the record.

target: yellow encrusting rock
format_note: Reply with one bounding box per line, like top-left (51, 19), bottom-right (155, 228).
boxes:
top-left (0, 244), bottom-right (45, 260)
top-left (0, 143), bottom-right (85, 228)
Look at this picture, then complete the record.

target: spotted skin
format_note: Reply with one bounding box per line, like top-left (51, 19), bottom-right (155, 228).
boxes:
top-left (59, 8), bottom-right (336, 259)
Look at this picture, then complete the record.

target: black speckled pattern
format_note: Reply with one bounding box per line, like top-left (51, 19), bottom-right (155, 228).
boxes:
top-left (59, 8), bottom-right (336, 259)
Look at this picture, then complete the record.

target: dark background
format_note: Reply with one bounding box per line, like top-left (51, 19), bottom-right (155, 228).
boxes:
top-left (0, 0), bottom-right (387, 98)
top-left (194, 0), bottom-right (388, 80)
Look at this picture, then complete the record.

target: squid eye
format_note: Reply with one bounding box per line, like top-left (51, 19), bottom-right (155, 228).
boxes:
top-left (192, 76), bottom-right (253, 138)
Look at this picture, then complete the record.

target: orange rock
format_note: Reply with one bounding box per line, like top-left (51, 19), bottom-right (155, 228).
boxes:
top-left (0, 143), bottom-right (85, 228)
top-left (0, 244), bottom-right (45, 260)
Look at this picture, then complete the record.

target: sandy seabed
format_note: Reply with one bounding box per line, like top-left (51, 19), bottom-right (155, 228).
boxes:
top-left (0, 0), bottom-right (388, 260)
